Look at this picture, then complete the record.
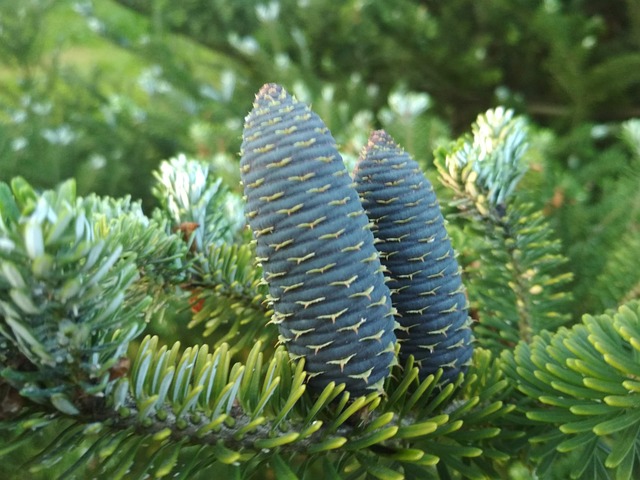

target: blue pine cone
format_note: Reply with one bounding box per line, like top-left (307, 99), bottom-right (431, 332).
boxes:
top-left (353, 130), bottom-right (473, 384)
top-left (240, 84), bottom-right (397, 396)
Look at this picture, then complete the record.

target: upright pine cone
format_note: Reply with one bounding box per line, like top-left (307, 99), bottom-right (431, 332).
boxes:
top-left (353, 130), bottom-right (473, 384)
top-left (240, 85), bottom-right (397, 396)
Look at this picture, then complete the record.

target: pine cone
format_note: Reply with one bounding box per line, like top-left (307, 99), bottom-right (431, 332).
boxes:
top-left (240, 85), bottom-right (397, 396)
top-left (354, 130), bottom-right (473, 384)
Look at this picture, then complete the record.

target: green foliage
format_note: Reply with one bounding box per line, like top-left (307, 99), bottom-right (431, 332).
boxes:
top-left (187, 242), bottom-right (272, 355)
top-left (1, 335), bottom-right (513, 479)
top-left (0, 177), bottom-right (149, 413)
top-left (547, 119), bottom-right (640, 316)
top-left (148, 156), bottom-right (271, 353)
top-left (108, 0), bottom-right (640, 129)
top-left (0, 0), bottom-right (195, 207)
top-left (152, 155), bottom-right (244, 250)
top-left (503, 302), bottom-right (640, 480)
top-left (435, 108), bottom-right (572, 351)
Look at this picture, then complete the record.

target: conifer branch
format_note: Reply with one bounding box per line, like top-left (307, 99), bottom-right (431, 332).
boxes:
top-left (2, 336), bottom-right (512, 479)
top-left (502, 301), bottom-right (640, 479)
top-left (435, 108), bottom-right (573, 351)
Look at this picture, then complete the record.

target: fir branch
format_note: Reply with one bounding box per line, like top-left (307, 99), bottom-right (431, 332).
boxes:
top-left (0, 178), bottom-right (148, 413)
top-left (84, 192), bottom-right (191, 315)
top-left (1, 337), bottom-right (512, 479)
top-left (187, 243), bottom-right (273, 353)
top-left (152, 155), bottom-right (244, 252)
top-left (502, 301), bottom-right (640, 480)
top-left (0, 177), bottom-right (191, 415)
top-left (151, 156), bottom-right (271, 351)
top-left (588, 119), bottom-right (640, 310)
top-left (435, 108), bottom-right (573, 351)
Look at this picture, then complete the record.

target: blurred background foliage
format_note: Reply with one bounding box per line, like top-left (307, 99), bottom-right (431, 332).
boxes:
top-left (1, 0), bottom-right (639, 326)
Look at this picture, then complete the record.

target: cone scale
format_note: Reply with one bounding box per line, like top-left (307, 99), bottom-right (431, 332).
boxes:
top-left (240, 84), bottom-right (396, 396)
